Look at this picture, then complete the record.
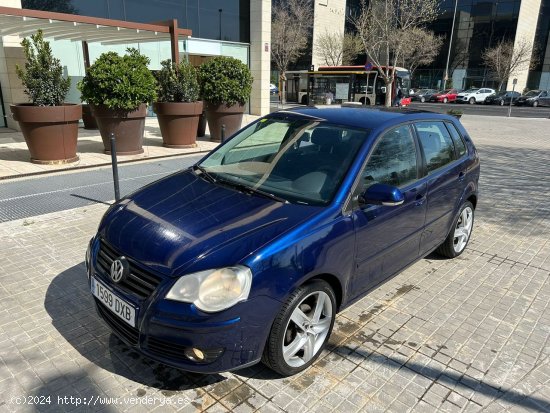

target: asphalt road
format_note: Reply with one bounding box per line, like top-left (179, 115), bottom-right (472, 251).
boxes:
top-left (0, 154), bottom-right (203, 223)
top-left (270, 95), bottom-right (550, 118)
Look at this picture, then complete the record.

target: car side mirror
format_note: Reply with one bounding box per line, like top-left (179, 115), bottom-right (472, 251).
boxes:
top-left (359, 183), bottom-right (404, 207)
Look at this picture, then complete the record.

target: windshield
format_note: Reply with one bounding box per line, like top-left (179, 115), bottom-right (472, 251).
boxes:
top-left (495, 91), bottom-right (506, 96)
top-left (464, 88), bottom-right (479, 93)
top-left (525, 90), bottom-right (540, 97)
top-left (198, 117), bottom-right (368, 205)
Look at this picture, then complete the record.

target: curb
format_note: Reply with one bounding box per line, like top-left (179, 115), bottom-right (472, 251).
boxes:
top-left (0, 148), bottom-right (211, 182)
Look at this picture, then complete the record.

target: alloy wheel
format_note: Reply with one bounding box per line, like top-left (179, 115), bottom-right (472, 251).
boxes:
top-left (453, 206), bottom-right (473, 253)
top-left (282, 291), bottom-right (332, 367)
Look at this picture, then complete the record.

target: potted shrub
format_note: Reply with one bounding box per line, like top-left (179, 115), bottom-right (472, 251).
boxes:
top-left (11, 30), bottom-right (81, 164)
top-left (199, 56), bottom-right (253, 142)
top-left (78, 48), bottom-right (156, 155)
top-left (447, 109), bottom-right (463, 119)
top-left (153, 59), bottom-right (202, 148)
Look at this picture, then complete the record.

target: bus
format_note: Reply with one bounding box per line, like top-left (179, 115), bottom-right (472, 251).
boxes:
top-left (285, 66), bottom-right (411, 106)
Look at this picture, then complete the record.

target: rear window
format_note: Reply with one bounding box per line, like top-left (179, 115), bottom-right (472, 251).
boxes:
top-left (445, 123), bottom-right (467, 158)
top-left (414, 122), bottom-right (456, 173)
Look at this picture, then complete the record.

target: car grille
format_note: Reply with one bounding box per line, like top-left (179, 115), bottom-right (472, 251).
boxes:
top-left (96, 240), bottom-right (162, 299)
top-left (147, 337), bottom-right (224, 363)
top-left (147, 336), bottom-right (188, 359)
top-left (95, 299), bottom-right (139, 346)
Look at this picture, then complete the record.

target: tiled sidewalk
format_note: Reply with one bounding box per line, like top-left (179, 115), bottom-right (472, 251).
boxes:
top-left (0, 115), bottom-right (549, 412)
top-left (0, 114), bottom-right (259, 179)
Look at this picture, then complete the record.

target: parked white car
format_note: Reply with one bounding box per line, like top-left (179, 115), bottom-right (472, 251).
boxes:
top-left (456, 88), bottom-right (495, 104)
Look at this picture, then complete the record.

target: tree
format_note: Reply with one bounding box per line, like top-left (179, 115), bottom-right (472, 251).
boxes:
top-left (316, 31), bottom-right (363, 66)
top-left (401, 28), bottom-right (443, 80)
top-left (482, 37), bottom-right (536, 91)
top-left (349, 0), bottom-right (439, 106)
top-left (271, 0), bottom-right (313, 103)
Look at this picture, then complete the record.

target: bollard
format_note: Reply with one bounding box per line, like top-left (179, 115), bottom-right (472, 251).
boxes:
top-left (221, 124), bottom-right (226, 142)
top-left (110, 133), bottom-right (121, 201)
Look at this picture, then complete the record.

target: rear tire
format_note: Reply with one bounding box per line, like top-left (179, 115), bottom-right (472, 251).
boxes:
top-left (262, 280), bottom-right (336, 376)
top-left (436, 201), bottom-right (474, 258)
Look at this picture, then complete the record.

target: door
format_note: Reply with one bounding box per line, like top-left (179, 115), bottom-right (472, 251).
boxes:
top-left (414, 121), bottom-right (465, 255)
top-left (539, 91), bottom-right (550, 107)
top-left (351, 124), bottom-right (426, 296)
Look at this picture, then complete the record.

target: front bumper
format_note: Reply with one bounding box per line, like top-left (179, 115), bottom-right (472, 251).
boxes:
top-left (87, 237), bottom-right (281, 373)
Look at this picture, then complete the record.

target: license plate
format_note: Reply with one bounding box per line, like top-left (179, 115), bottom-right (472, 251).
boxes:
top-left (91, 276), bottom-right (137, 327)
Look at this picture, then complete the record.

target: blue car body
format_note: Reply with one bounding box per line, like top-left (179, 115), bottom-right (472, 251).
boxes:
top-left (86, 107), bottom-right (480, 373)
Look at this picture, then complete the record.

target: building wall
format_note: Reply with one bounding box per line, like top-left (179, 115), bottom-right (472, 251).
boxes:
top-left (0, 0), bottom-right (25, 129)
top-left (250, 0), bottom-right (272, 116)
top-left (507, 0), bottom-right (542, 91)
top-left (311, 0), bottom-right (347, 68)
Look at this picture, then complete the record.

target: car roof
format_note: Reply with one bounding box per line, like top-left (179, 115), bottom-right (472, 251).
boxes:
top-left (273, 106), bottom-right (455, 130)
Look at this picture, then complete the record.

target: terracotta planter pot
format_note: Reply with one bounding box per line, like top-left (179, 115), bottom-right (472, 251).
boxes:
top-left (91, 104), bottom-right (146, 155)
top-left (82, 104), bottom-right (98, 129)
top-left (205, 103), bottom-right (245, 142)
top-left (153, 101), bottom-right (203, 148)
top-left (10, 103), bottom-right (81, 164)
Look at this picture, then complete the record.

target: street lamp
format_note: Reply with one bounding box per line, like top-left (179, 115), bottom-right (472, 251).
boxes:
top-left (443, 0), bottom-right (458, 90)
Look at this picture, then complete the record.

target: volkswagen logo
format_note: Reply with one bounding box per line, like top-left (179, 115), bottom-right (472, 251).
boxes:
top-left (110, 257), bottom-right (129, 283)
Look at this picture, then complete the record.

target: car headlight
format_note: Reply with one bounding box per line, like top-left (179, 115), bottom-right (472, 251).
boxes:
top-left (166, 266), bottom-right (253, 312)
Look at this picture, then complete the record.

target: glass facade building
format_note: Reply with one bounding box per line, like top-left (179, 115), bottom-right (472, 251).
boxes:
top-left (22, 0), bottom-right (250, 43)
top-left (345, 0), bottom-right (548, 91)
top-left (18, 0), bottom-right (251, 106)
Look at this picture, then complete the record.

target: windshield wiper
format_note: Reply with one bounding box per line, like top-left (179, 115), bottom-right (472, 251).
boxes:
top-left (216, 177), bottom-right (287, 203)
top-left (193, 165), bottom-right (217, 183)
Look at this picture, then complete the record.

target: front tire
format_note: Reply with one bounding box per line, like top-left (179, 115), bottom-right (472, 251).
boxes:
top-left (532, 101), bottom-right (538, 107)
top-left (499, 100), bottom-right (504, 106)
top-left (436, 201), bottom-right (474, 258)
top-left (262, 280), bottom-right (336, 376)
top-left (443, 97), bottom-right (448, 103)
top-left (420, 97), bottom-right (425, 103)
top-left (469, 97), bottom-right (476, 105)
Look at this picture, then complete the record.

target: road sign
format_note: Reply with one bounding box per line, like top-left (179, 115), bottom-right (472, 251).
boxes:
top-left (365, 62), bottom-right (373, 71)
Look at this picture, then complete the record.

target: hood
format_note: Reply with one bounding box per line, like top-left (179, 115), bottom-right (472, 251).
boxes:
top-left (99, 170), bottom-right (320, 276)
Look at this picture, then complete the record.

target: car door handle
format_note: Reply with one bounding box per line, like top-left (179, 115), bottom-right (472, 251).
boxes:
top-left (415, 193), bottom-right (425, 206)
top-left (458, 172), bottom-right (466, 181)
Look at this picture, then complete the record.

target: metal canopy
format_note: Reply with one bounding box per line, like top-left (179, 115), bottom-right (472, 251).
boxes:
top-left (0, 6), bottom-right (191, 49)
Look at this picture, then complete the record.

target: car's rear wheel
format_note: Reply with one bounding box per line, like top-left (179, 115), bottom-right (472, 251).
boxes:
top-left (469, 97), bottom-right (476, 104)
top-left (262, 280), bottom-right (336, 376)
top-left (436, 201), bottom-right (474, 258)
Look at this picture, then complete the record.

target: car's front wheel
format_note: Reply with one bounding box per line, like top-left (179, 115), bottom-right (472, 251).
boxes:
top-left (262, 280), bottom-right (336, 376)
top-left (436, 201), bottom-right (474, 258)
top-left (469, 97), bottom-right (476, 104)
top-left (500, 100), bottom-right (505, 106)
top-left (420, 97), bottom-right (425, 103)
top-left (532, 101), bottom-right (538, 107)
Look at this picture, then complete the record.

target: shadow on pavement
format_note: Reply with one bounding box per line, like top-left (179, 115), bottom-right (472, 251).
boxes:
top-left (44, 263), bottom-right (225, 394)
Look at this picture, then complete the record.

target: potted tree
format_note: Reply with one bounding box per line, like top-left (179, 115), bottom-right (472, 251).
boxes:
top-left (11, 30), bottom-right (81, 164)
top-left (153, 59), bottom-right (202, 148)
top-left (78, 48), bottom-right (156, 155)
top-left (199, 56), bottom-right (253, 142)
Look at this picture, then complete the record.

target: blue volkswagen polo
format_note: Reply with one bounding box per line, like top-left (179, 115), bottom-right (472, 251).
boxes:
top-left (85, 107), bottom-right (479, 376)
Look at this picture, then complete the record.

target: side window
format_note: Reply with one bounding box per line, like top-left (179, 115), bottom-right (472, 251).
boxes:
top-left (415, 121), bottom-right (456, 173)
top-left (360, 125), bottom-right (418, 191)
top-left (446, 123), bottom-right (467, 158)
